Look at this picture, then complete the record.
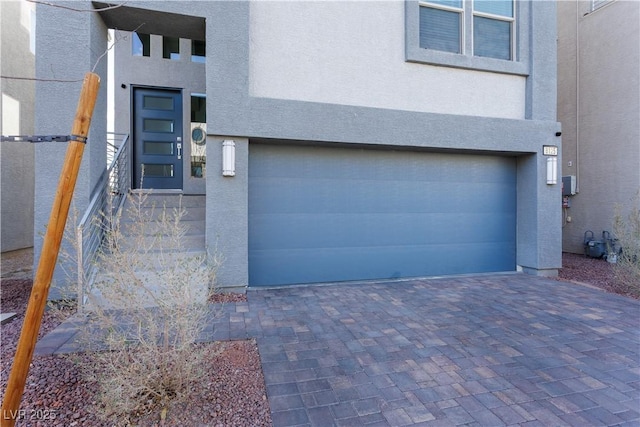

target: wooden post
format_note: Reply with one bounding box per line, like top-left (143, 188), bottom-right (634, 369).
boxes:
top-left (1, 72), bottom-right (100, 426)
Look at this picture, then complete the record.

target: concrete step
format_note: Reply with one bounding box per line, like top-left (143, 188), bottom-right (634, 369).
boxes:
top-left (119, 194), bottom-right (205, 223)
top-left (87, 262), bottom-right (212, 310)
top-left (96, 249), bottom-right (210, 269)
top-left (119, 206), bottom-right (205, 223)
top-left (113, 234), bottom-right (206, 252)
top-left (114, 194), bottom-right (206, 250)
top-left (116, 219), bottom-right (205, 237)
top-left (87, 250), bottom-right (214, 309)
top-left (126, 194), bottom-right (205, 208)
top-left (85, 193), bottom-right (210, 309)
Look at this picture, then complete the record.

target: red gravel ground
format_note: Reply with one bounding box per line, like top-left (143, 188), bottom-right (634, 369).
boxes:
top-left (558, 251), bottom-right (639, 299)
top-left (1, 250), bottom-right (636, 426)
top-left (1, 277), bottom-right (270, 427)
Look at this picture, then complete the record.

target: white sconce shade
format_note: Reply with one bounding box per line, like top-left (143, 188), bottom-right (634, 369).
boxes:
top-left (546, 156), bottom-right (557, 185)
top-left (222, 140), bottom-right (235, 177)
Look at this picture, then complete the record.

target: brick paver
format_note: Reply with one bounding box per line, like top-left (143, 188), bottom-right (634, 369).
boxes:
top-left (246, 275), bottom-right (639, 426)
top-left (36, 274), bottom-right (640, 426)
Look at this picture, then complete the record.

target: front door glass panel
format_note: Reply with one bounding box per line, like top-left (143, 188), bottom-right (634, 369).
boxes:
top-left (144, 141), bottom-right (174, 155)
top-left (142, 164), bottom-right (174, 177)
top-left (143, 96), bottom-right (174, 110)
top-left (143, 119), bottom-right (174, 133)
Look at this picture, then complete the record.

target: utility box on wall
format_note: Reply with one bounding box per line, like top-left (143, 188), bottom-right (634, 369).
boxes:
top-left (562, 175), bottom-right (576, 196)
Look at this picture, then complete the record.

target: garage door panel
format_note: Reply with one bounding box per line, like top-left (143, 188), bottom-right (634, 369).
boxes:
top-left (251, 178), bottom-right (512, 215)
top-left (251, 147), bottom-right (513, 183)
top-left (250, 212), bottom-right (515, 251)
top-left (249, 144), bottom-right (516, 286)
top-left (249, 240), bottom-right (515, 286)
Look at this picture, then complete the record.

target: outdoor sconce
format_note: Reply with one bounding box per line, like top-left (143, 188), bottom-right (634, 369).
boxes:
top-left (222, 140), bottom-right (236, 177)
top-left (546, 156), bottom-right (558, 185)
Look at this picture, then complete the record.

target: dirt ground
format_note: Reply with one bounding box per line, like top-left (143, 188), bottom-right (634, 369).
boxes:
top-left (0, 248), bottom-right (33, 281)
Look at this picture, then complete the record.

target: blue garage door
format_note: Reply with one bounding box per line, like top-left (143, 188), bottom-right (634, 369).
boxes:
top-left (248, 144), bottom-right (516, 287)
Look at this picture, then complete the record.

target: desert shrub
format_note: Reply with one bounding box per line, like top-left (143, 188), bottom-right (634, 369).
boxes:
top-left (76, 191), bottom-right (219, 421)
top-left (612, 192), bottom-right (640, 298)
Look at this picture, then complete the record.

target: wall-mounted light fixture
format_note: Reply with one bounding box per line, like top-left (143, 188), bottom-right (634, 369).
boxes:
top-left (546, 156), bottom-right (558, 185)
top-left (222, 140), bottom-right (235, 177)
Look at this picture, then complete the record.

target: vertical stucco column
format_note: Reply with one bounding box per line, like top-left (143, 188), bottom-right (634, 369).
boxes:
top-left (206, 136), bottom-right (249, 291)
top-left (34, 1), bottom-right (107, 299)
top-left (517, 148), bottom-right (562, 277)
top-left (517, 0), bottom-right (562, 276)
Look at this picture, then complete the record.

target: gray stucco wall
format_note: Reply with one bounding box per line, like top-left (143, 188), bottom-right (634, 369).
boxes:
top-left (251, 1), bottom-right (526, 120)
top-left (33, 1), bottom-right (562, 294)
top-left (112, 30), bottom-right (206, 194)
top-left (206, 137), bottom-right (248, 290)
top-left (1, 0), bottom-right (35, 253)
top-left (34, 1), bottom-right (107, 298)
top-left (558, 0), bottom-right (640, 254)
top-left (207, 0), bottom-right (562, 283)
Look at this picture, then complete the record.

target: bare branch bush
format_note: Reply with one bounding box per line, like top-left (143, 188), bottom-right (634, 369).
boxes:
top-left (612, 191), bottom-right (640, 298)
top-left (44, 204), bottom-right (81, 318)
top-left (71, 191), bottom-right (219, 421)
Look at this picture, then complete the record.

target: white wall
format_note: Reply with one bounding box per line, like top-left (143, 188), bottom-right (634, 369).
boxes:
top-left (1, 0), bottom-right (35, 253)
top-left (249, 0), bottom-right (526, 120)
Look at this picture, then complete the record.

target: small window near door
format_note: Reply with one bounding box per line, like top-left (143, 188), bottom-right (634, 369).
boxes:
top-left (192, 40), bottom-right (206, 63)
top-left (163, 36), bottom-right (180, 60)
top-left (191, 94), bottom-right (206, 178)
top-left (133, 32), bottom-right (150, 57)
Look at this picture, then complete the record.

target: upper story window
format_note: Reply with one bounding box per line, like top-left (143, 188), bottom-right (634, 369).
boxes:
top-left (419, 1), bottom-right (463, 54)
top-left (407, 0), bottom-right (527, 76)
top-left (419, 0), bottom-right (514, 60)
top-left (473, 1), bottom-right (514, 60)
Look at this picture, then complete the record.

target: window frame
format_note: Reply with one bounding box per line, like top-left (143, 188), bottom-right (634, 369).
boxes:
top-left (406, 0), bottom-right (529, 76)
top-left (472, 2), bottom-right (516, 61)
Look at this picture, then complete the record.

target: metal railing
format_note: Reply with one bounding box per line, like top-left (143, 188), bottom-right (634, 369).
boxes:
top-left (76, 133), bottom-right (130, 309)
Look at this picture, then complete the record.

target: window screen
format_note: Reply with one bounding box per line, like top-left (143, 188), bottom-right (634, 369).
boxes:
top-left (419, 6), bottom-right (462, 54)
top-left (473, 0), bottom-right (514, 60)
top-left (473, 16), bottom-right (512, 60)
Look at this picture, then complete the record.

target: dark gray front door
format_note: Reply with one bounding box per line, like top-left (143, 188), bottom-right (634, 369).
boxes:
top-left (133, 88), bottom-right (183, 189)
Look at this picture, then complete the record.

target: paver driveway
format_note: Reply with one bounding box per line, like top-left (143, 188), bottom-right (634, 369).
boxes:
top-left (35, 273), bottom-right (640, 426)
top-left (241, 274), bottom-right (639, 426)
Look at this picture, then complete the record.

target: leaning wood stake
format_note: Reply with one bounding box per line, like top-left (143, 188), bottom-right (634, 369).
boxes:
top-left (1, 72), bottom-right (100, 427)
